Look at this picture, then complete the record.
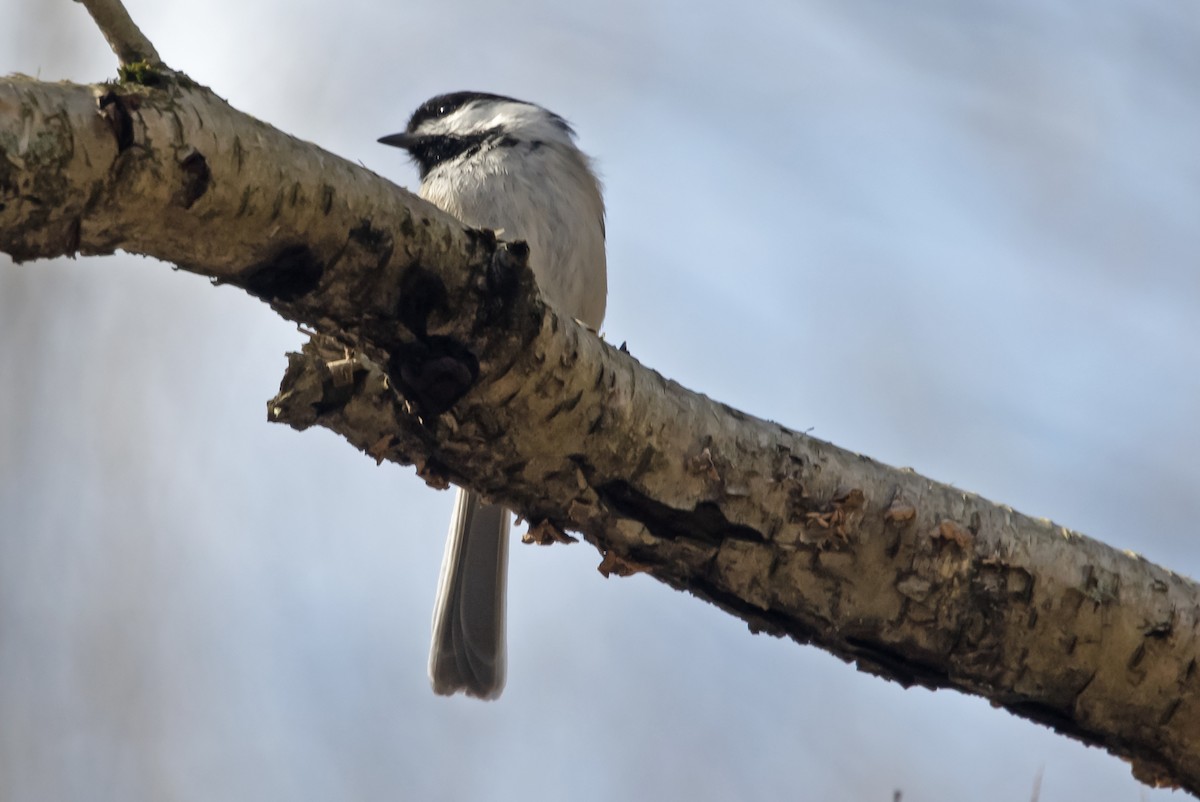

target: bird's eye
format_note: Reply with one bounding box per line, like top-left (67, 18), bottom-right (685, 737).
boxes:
top-left (438, 105), bottom-right (447, 115)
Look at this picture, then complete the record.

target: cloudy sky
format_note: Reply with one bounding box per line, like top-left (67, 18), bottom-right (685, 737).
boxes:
top-left (2, 0), bottom-right (1198, 800)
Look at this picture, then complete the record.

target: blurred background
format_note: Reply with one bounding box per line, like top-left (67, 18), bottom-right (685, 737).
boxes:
top-left (2, 0), bottom-right (1198, 799)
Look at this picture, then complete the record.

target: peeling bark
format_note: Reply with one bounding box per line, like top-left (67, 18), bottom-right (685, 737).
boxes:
top-left (2, 73), bottom-right (1198, 795)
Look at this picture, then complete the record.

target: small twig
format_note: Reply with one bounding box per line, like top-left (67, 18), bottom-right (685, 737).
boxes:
top-left (74, 0), bottom-right (161, 67)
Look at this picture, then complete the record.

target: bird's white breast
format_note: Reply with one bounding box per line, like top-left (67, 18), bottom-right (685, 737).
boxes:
top-left (419, 139), bottom-right (607, 328)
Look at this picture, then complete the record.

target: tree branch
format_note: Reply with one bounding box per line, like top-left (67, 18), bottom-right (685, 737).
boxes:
top-left (74, 0), bottom-right (162, 68)
top-left (2, 69), bottom-right (1198, 796)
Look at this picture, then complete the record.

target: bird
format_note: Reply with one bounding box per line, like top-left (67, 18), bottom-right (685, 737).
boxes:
top-left (379, 92), bottom-right (607, 699)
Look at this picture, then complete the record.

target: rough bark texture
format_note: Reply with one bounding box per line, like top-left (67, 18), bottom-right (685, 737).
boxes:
top-left (2, 74), bottom-right (1198, 795)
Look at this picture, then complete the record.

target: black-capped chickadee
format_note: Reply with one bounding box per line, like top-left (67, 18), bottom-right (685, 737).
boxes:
top-left (379, 92), bottom-right (607, 699)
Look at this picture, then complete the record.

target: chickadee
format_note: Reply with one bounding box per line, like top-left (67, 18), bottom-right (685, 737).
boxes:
top-left (379, 92), bottom-right (607, 699)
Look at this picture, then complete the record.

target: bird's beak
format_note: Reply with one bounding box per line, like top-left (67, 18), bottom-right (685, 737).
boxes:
top-left (378, 132), bottom-right (416, 151)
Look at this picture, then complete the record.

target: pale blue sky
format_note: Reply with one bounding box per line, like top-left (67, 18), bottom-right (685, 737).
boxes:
top-left (2, 0), bottom-right (1198, 800)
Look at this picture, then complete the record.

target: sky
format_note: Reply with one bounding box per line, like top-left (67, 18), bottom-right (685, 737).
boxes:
top-left (1, 0), bottom-right (1198, 800)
